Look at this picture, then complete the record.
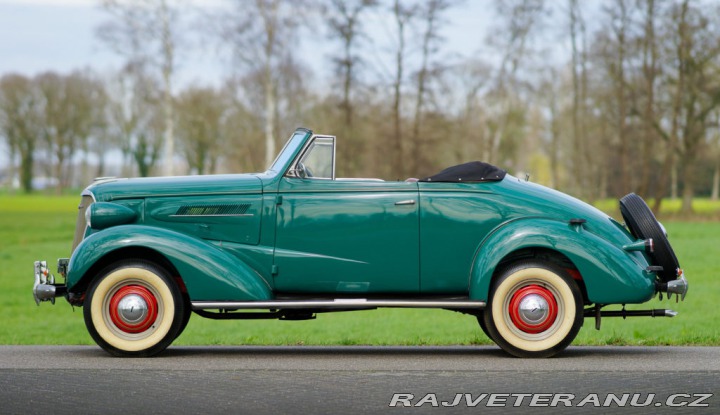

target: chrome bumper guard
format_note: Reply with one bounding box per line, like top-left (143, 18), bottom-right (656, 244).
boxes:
top-left (657, 269), bottom-right (688, 301)
top-left (33, 260), bottom-right (67, 305)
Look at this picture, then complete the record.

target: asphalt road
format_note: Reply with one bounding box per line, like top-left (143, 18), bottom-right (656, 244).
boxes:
top-left (1, 345), bottom-right (718, 414)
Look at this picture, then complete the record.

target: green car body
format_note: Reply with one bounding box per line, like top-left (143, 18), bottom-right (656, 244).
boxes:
top-left (33, 128), bottom-right (687, 358)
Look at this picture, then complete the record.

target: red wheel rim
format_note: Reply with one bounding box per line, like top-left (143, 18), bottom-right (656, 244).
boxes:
top-left (508, 285), bottom-right (558, 334)
top-left (108, 285), bottom-right (158, 333)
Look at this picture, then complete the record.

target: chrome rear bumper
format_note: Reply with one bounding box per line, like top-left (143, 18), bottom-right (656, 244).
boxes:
top-left (657, 269), bottom-right (688, 301)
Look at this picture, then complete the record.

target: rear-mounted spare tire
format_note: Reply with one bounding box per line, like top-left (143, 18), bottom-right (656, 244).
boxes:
top-left (619, 193), bottom-right (680, 282)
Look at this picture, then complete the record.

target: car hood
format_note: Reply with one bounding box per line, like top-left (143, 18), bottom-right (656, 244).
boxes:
top-left (85, 174), bottom-right (263, 201)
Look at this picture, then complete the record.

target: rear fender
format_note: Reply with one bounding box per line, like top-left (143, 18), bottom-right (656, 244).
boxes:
top-left (469, 219), bottom-right (656, 304)
top-left (67, 225), bottom-right (273, 301)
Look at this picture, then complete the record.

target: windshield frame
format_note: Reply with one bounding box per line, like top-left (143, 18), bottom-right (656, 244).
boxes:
top-left (266, 129), bottom-right (312, 174)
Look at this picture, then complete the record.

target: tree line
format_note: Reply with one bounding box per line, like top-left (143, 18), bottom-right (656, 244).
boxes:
top-left (1, 0), bottom-right (719, 213)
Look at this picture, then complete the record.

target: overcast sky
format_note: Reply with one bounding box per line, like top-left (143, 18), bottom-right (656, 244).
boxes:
top-left (0, 1), bottom-right (116, 74)
top-left (0, 0), bottom-right (526, 89)
top-left (0, 0), bottom-right (225, 85)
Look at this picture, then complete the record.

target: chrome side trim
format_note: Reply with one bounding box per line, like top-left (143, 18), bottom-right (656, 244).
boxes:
top-left (335, 178), bottom-right (385, 182)
top-left (169, 214), bottom-right (254, 217)
top-left (192, 299), bottom-right (486, 311)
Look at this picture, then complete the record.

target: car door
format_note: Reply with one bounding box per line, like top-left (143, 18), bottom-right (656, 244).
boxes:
top-left (418, 182), bottom-right (504, 293)
top-left (272, 138), bottom-right (419, 294)
top-left (274, 178), bottom-right (419, 294)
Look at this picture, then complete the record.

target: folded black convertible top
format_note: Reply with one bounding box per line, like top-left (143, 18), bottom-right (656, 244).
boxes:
top-left (420, 161), bottom-right (506, 183)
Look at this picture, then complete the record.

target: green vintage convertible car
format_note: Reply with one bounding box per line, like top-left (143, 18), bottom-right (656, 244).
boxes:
top-left (33, 128), bottom-right (688, 357)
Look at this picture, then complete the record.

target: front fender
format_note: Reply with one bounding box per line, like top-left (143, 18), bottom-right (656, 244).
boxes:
top-left (469, 218), bottom-right (656, 304)
top-left (67, 225), bottom-right (273, 301)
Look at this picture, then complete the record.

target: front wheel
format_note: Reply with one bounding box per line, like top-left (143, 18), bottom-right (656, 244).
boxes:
top-left (83, 260), bottom-right (187, 357)
top-left (476, 312), bottom-right (494, 341)
top-left (483, 261), bottom-right (583, 358)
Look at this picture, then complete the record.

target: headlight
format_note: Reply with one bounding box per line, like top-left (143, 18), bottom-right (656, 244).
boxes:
top-left (85, 202), bottom-right (137, 230)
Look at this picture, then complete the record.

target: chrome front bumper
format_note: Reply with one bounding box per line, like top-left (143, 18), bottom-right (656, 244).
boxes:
top-left (33, 260), bottom-right (67, 305)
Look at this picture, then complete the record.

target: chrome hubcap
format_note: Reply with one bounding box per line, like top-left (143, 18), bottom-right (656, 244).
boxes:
top-left (117, 294), bottom-right (148, 324)
top-left (508, 284), bottom-right (559, 334)
top-left (518, 294), bottom-right (549, 325)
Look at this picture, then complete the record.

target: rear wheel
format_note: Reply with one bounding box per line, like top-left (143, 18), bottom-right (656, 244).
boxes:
top-left (483, 261), bottom-right (583, 358)
top-left (83, 260), bottom-right (187, 357)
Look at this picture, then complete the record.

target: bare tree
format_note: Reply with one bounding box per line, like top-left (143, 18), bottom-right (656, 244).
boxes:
top-left (434, 59), bottom-right (491, 166)
top-left (409, 0), bottom-right (457, 174)
top-left (325, 0), bottom-right (377, 173)
top-left (105, 65), bottom-right (164, 177)
top-left (568, 0), bottom-right (588, 197)
top-left (711, 109), bottom-right (720, 201)
top-left (98, 0), bottom-right (182, 176)
top-left (600, 0), bottom-right (632, 192)
top-left (77, 73), bottom-right (110, 185)
top-left (175, 86), bottom-right (226, 175)
top-left (390, 0), bottom-right (415, 178)
top-left (481, 0), bottom-right (545, 171)
top-left (221, 77), bottom-right (265, 173)
top-left (219, 0), bottom-right (310, 169)
top-left (674, 1), bottom-right (720, 212)
top-left (636, 0), bottom-right (661, 197)
top-left (36, 71), bottom-right (102, 192)
top-left (650, 0), bottom-right (720, 212)
top-left (538, 68), bottom-right (563, 189)
top-left (0, 74), bottom-right (40, 193)
top-left (87, 108), bottom-right (112, 179)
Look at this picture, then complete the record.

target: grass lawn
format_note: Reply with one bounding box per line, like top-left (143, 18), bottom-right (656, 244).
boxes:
top-left (1, 194), bottom-right (718, 346)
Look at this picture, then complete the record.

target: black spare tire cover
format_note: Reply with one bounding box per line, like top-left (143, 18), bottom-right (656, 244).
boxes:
top-left (619, 193), bottom-right (680, 282)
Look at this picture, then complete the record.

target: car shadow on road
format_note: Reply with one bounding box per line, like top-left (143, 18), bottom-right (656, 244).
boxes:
top-left (153, 344), bottom-right (666, 359)
top-left (52, 343), bottom-right (672, 360)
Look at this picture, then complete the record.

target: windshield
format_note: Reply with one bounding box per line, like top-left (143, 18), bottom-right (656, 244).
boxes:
top-left (267, 130), bottom-right (309, 173)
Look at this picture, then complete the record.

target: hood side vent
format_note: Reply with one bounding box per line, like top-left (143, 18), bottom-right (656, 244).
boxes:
top-left (175, 204), bottom-right (251, 217)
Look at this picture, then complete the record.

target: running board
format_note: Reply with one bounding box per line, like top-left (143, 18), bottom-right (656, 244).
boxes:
top-left (192, 299), bottom-right (486, 311)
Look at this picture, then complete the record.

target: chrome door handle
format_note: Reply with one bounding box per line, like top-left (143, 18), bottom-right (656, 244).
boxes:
top-left (394, 200), bottom-right (416, 206)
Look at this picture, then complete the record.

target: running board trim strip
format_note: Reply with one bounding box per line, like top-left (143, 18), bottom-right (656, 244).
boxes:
top-left (192, 299), bottom-right (486, 311)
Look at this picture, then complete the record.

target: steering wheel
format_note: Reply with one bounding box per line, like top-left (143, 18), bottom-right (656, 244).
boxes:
top-left (297, 162), bottom-right (314, 178)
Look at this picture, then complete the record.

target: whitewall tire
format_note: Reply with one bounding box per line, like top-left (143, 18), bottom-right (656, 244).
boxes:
top-left (83, 260), bottom-right (187, 357)
top-left (482, 261), bottom-right (583, 358)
